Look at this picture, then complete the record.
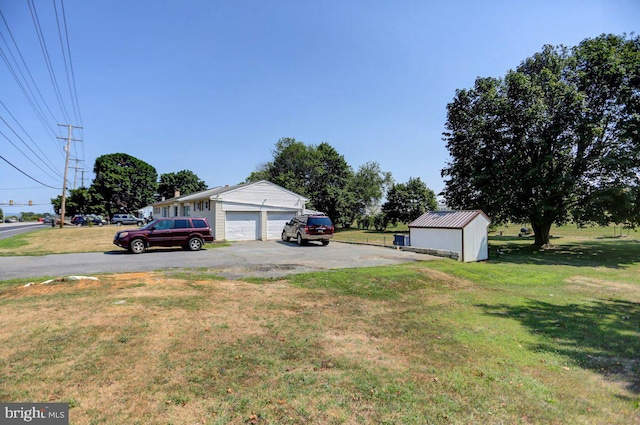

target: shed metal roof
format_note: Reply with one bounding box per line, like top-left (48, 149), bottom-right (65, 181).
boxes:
top-left (408, 210), bottom-right (489, 229)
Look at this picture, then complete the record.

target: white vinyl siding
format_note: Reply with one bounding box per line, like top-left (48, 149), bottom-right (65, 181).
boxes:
top-left (410, 228), bottom-right (462, 255)
top-left (462, 215), bottom-right (490, 262)
top-left (222, 181), bottom-right (305, 209)
top-left (225, 212), bottom-right (260, 241)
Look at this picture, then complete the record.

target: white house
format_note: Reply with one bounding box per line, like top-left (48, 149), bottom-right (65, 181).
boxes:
top-left (152, 180), bottom-right (309, 241)
top-left (408, 210), bottom-right (491, 262)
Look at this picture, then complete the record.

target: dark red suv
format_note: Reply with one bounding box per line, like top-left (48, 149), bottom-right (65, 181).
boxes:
top-left (281, 214), bottom-right (334, 246)
top-left (113, 217), bottom-right (214, 254)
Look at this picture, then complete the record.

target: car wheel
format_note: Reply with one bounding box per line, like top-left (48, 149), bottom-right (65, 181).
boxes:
top-left (98, 222), bottom-right (104, 226)
top-left (322, 240), bottom-right (330, 246)
top-left (136, 221), bottom-right (144, 226)
top-left (188, 237), bottom-right (203, 251)
top-left (116, 222), bottom-right (122, 226)
top-left (296, 232), bottom-right (304, 246)
top-left (129, 238), bottom-right (146, 254)
top-left (282, 231), bottom-right (290, 242)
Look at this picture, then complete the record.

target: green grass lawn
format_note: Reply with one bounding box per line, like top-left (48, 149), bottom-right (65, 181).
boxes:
top-left (334, 222), bottom-right (638, 246)
top-left (0, 228), bottom-right (638, 423)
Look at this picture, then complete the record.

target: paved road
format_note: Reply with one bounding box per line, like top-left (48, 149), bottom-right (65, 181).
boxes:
top-left (0, 240), bottom-right (435, 281)
top-left (0, 222), bottom-right (46, 239)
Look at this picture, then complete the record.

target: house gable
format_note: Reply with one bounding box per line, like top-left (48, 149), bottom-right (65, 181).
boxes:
top-left (150, 180), bottom-right (308, 241)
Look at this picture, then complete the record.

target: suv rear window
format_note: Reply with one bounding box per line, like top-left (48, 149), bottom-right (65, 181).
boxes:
top-left (307, 217), bottom-right (332, 226)
top-left (192, 219), bottom-right (207, 228)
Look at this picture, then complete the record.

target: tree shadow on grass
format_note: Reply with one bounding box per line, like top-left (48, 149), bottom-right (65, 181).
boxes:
top-left (478, 298), bottom-right (640, 394)
top-left (488, 239), bottom-right (640, 269)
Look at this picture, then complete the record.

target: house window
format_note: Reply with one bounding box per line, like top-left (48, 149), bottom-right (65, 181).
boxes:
top-left (182, 205), bottom-right (191, 216)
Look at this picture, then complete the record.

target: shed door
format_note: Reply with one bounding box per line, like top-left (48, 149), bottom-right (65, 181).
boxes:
top-left (267, 212), bottom-right (296, 240)
top-left (225, 212), bottom-right (259, 241)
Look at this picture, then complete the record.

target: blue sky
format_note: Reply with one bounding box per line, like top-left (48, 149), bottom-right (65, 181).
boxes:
top-left (1, 0), bottom-right (638, 215)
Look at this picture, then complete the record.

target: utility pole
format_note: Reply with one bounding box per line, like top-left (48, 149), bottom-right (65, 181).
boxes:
top-left (57, 124), bottom-right (83, 228)
top-left (71, 158), bottom-right (85, 189)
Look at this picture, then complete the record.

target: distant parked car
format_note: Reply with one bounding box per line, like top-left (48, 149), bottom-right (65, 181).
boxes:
top-left (281, 214), bottom-right (334, 246)
top-left (71, 215), bottom-right (107, 226)
top-left (113, 216), bottom-right (214, 254)
top-left (111, 214), bottom-right (144, 226)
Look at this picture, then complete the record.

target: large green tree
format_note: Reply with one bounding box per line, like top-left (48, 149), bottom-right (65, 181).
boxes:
top-left (247, 138), bottom-right (366, 226)
top-left (90, 153), bottom-right (158, 216)
top-left (51, 187), bottom-right (94, 216)
top-left (306, 142), bottom-right (355, 226)
top-left (382, 177), bottom-right (436, 225)
top-left (442, 34), bottom-right (640, 246)
top-left (158, 170), bottom-right (207, 200)
top-left (351, 161), bottom-right (393, 218)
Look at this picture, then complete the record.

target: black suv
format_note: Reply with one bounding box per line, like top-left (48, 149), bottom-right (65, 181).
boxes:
top-left (113, 217), bottom-right (214, 254)
top-left (281, 214), bottom-right (334, 246)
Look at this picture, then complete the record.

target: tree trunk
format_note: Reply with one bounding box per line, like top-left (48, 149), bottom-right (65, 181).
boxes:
top-left (531, 221), bottom-right (552, 247)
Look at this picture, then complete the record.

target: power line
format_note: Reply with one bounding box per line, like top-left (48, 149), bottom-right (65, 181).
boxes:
top-left (0, 37), bottom-right (59, 141)
top-left (0, 100), bottom-right (63, 177)
top-left (0, 9), bottom-right (63, 142)
top-left (0, 127), bottom-right (62, 182)
top-left (0, 1), bottom-right (85, 197)
top-left (0, 155), bottom-right (61, 190)
top-left (57, 0), bottom-right (83, 127)
top-left (28, 0), bottom-right (71, 124)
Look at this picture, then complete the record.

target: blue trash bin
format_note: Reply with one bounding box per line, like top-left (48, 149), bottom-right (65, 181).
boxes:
top-left (393, 234), bottom-right (410, 246)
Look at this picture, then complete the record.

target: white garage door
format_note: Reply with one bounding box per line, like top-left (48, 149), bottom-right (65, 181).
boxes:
top-left (267, 212), bottom-right (296, 240)
top-left (225, 212), bottom-right (260, 241)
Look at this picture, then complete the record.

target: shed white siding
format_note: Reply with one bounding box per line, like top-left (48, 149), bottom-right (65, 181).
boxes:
top-left (463, 214), bottom-right (490, 262)
top-left (409, 228), bottom-right (461, 254)
top-left (409, 210), bottom-right (490, 262)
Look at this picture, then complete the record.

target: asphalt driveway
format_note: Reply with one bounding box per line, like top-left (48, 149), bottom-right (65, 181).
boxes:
top-left (0, 240), bottom-right (435, 281)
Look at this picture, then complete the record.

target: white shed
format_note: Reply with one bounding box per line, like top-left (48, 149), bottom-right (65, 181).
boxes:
top-left (408, 210), bottom-right (491, 262)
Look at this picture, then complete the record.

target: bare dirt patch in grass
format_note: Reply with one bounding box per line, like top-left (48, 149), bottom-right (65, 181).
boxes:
top-left (565, 276), bottom-right (640, 295)
top-left (414, 266), bottom-right (477, 290)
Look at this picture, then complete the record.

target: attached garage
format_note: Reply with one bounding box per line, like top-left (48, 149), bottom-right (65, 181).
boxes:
top-left (225, 212), bottom-right (260, 241)
top-left (153, 180), bottom-right (310, 242)
top-left (266, 212), bottom-right (296, 240)
top-left (408, 210), bottom-right (491, 262)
